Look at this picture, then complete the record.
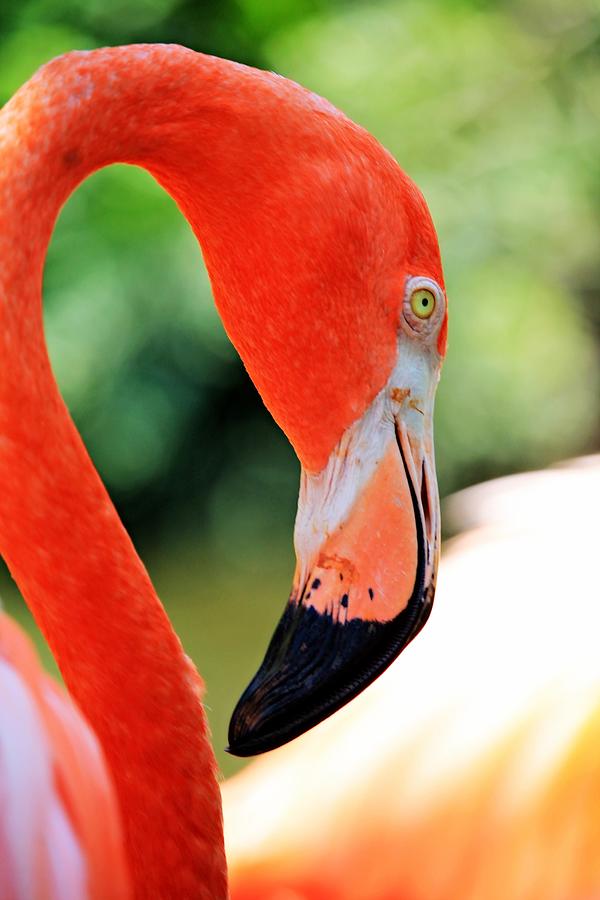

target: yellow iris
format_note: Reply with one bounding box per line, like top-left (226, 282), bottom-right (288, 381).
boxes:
top-left (410, 288), bottom-right (436, 319)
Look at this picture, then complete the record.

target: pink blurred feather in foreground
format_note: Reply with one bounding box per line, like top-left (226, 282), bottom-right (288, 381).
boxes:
top-left (0, 617), bottom-right (130, 900)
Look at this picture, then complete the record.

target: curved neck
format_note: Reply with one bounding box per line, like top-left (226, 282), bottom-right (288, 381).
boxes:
top-left (0, 46), bottom-right (260, 899)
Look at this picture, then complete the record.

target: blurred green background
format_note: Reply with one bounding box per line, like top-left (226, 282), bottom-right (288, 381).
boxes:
top-left (0, 0), bottom-right (598, 776)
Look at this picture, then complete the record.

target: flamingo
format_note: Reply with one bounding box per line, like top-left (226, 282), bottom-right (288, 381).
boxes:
top-left (0, 44), bottom-right (447, 897)
top-left (224, 457), bottom-right (600, 900)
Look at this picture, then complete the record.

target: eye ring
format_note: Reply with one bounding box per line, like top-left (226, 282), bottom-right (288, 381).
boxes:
top-left (402, 276), bottom-right (445, 338)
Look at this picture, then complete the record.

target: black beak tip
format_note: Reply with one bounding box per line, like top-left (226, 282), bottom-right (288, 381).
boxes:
top-left (226, 582), bottom-right (433, 758)
top-left (224, 741), bottom-right (254, 758)
top-left (226, 686), bottom-right (285, 757)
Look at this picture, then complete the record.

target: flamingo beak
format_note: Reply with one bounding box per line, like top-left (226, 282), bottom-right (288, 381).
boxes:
top-left (228, 340), bottom-right (441, 757)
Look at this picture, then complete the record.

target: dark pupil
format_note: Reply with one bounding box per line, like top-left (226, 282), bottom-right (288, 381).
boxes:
top-left (421, 296), bottom-right (430, 307)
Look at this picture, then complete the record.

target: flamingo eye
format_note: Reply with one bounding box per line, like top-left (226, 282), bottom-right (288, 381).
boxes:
top-left (402, 276), bottom-right (445, 340)
top-left (410, 288), bottom-right (436, 319)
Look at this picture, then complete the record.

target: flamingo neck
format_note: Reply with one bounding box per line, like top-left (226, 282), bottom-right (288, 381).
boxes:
top-left (0, 45), bottom-right (271, 899)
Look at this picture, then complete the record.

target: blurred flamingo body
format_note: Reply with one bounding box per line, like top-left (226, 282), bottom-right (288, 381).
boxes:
top-left (0, 44), bottom-right (446, 898)
top-left (224, 458), bottom-right (600, 900)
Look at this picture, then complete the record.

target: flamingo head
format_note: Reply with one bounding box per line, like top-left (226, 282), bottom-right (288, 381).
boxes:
top-left (227, 271), bottom-right (446, 755)
top-left (179, 66), bottom-right (448, 755)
